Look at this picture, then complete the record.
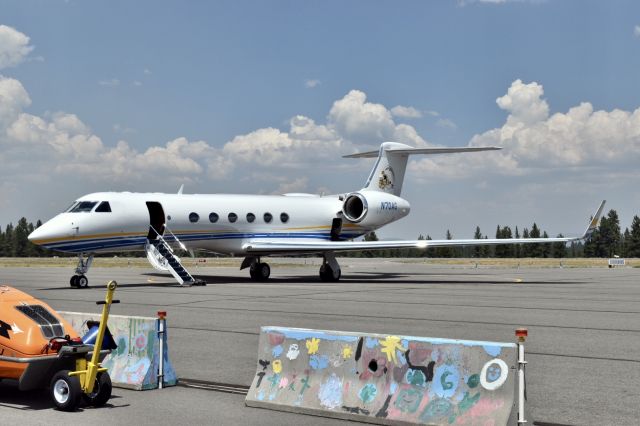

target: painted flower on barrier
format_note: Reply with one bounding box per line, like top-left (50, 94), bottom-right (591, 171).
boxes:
top-left (272, 359), bottom-right (282, 374)
top-left (341, 345), bottom-right (352, 359)
top-left (306, 337), bottom-right (320, 355)
top-left (134, 332), bottom-right (148, 350)
top-left (380, 335), bottom-right (405, 365)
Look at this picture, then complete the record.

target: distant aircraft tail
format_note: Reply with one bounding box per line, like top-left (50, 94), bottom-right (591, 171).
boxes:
top-left (343, 142), bottom-right (501, 197)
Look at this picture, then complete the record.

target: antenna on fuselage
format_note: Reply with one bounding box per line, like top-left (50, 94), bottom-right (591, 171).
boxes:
top-left (177, 184), bottom-right (184, 195)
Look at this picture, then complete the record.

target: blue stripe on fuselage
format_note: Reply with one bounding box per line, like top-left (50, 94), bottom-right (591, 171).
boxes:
top-left (41, 231), bottom-right (364, 253)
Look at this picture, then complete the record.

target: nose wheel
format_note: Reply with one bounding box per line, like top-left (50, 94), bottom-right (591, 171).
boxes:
top-left (70, 253), bottom-right (93, 288)
top-left (70, 275), bottom-right (89, 288)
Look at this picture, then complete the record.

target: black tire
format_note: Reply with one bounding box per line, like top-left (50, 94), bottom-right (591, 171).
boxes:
top-left (77, 275), bottom-right (89, 288)
top-left (50, 370), bottom-right (82, 411)
top-left (258, 263), bottom-right (270, 280)
top-left (319, 265), bottom-right (330, 281)
top-left (319, 265), bottom-right (341, 282)
top-left (70, 275), bottom-right (79, 288)
top-left (249, 264), bottom-right (259, 280)
top-left (82, 372), bottom-right (112, 407)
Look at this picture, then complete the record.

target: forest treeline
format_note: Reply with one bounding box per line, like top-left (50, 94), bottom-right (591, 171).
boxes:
top-left (1, 209), bottom-right (639, 258)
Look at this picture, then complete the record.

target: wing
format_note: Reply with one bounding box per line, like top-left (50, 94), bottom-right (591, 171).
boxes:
top-left (244, 200), bottom-right (606, 255)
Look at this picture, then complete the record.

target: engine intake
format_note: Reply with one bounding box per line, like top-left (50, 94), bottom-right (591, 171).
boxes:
top-left (342, 193), bottom-right (368, 223)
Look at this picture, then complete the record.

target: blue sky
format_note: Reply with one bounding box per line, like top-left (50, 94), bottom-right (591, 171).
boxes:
top-left (1, 0), bottom-right (640, 239)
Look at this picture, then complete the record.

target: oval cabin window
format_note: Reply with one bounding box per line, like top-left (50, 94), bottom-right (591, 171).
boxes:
top-left (247, 213), bottom-right (256, 223)
top-left (228, 213), bottom-right (238, 223)
top-left (209, 212), bottom-right (219, 223)
top-left (189, 212), bottom-right (199, 223)
top-left (280, 212), bottom-right (289, 223)
top-left (263, 212), bottom-right (273, 223)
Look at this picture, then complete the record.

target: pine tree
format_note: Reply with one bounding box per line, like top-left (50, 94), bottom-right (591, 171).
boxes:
top-left (552, 234), bottom-right (566, 258)
top-left (521, 228), bottom-right (530, 257)
top-left (621, 228), bottom-right (630, 257)
top-left (495, 225), bottom-right (504, 258)
top-left (514, 226), bottom-right (521, 258)
top-left (14, 218), bottom-right (31, 257)
top-left (599, 210), bottom-right (621, 257)
top-left (541, 231), bottom-right (550, 258)
top-left (473, 226), bottom-right (482, 258)
top-left (4, 223), bottom-right (14, 257)
top-left (529, 223), bottom-right (541, 257)
top-left (628, 216), bottom-right (640, 257)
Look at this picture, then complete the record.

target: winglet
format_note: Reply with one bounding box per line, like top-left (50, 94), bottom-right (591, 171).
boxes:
top-left (582, 200), bottom-right (606, 240)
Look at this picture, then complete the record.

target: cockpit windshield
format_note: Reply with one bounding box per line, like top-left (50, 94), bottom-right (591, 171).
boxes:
top-left (95, 201), bottom-right (111, 212)
top-left (69, 201), bottom-right (98, 213)
top-left (64, 202), bottom-right (79, 212)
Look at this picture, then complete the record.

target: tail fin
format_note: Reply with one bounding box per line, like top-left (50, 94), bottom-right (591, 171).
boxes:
top-left (344, 142), bottom-right (501, 196)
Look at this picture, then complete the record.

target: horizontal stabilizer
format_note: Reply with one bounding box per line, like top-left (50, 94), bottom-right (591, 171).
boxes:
top-left (343, 146), bottom-right (501, 158)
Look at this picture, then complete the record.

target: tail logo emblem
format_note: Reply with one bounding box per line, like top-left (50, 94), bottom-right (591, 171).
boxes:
top-left (378, 166), bottom-right (395, 190)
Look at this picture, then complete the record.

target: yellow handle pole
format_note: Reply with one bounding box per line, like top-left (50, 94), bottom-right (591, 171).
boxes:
top-left (84, 280), bottom-right (117, 393)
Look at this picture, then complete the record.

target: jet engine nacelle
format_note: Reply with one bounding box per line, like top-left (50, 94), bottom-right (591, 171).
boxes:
top-left (341, 190), bottom-right (410, 228)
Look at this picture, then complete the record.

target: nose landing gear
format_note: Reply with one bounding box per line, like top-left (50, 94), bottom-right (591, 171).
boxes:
top-left (70, 254), bottom-right (93, 288)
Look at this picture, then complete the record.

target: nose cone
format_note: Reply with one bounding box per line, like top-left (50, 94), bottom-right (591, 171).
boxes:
top-left (28, 217), bottom-right (65, 245)
top-left (28, 224), bottom-right (49, 244)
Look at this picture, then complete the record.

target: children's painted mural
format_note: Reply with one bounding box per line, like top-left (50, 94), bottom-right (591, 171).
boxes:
top-left (60, 311), bottom-right (177, 390)
top-left (246, 327), bottom-right (516, 425)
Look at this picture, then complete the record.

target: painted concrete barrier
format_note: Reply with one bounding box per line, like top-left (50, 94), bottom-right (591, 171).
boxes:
top-left (60, 311), bottom-right (177, 390)
top-left (246, 327), bottom-right (516, 425)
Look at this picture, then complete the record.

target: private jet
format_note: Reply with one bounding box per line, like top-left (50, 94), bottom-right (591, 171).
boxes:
top-left (28, 142), bottom-right (605, 287)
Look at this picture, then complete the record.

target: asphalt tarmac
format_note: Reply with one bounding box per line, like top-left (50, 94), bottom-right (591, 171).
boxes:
top-left (0, 258), bottom-right (638, 425)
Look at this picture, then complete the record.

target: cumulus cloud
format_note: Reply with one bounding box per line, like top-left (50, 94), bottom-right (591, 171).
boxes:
top-left (0, 25), bottom-right (34, 70)
top-left (304, 79), bottom-right (321, 88)
top-left (0, 76), bottom-right (31, 129)
top-left (412, 79), bottom-right (640, 179)
top-left (391, 105), bottom-right (422, 119)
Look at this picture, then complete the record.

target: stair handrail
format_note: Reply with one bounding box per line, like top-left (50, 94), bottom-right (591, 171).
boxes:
top-left (148, 225), bottom-right (175, 255)
top-left (163, 225), bottom-right (188, 252)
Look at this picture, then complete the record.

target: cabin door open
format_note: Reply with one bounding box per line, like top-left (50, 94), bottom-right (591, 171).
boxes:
top-left (146, 201), bottom-right (165, 240)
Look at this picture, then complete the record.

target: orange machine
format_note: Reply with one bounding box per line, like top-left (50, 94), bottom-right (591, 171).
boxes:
top-left (0, 284), bottom-right (112, 410)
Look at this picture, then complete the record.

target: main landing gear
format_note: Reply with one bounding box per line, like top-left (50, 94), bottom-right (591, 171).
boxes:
top-left (241, 252), bottom-right (342, 282)
top-left (242, 256), bottom-right (271, 281)
top-left (70, 253), bottom-right (93, 288)
top-left (319, 252), bottom-right (341, 282)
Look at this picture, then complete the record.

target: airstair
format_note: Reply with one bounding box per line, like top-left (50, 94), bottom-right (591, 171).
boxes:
top-left (145, 228), bottom-right (203, 286)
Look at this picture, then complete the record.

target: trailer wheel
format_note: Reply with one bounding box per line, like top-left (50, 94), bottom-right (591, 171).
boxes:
top-left (82, 372), bottom-right (112, 407)
top-left (50, 370), bottom-right (81, 411)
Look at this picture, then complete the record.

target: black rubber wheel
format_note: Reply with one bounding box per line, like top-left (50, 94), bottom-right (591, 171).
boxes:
top-left (319, 265), bottom-right (341, 282)
top-left (319, 265), bottom-right (330, 281)
top-left (82, 372), bottom-right (112, 407)
top-left (249, 264), bottom-right (259, 280)
top-left (70, 276), bottom-right (79, 288)
top-left (50, 370), bottom-right (82, 411)
top-left (77, 275), bottom-right (89, 288)
top-left (258, 263), bottom-right (270, 280)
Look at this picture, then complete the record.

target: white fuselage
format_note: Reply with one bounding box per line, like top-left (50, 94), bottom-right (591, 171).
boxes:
top-left (28, 191), bottom-right (411, 256)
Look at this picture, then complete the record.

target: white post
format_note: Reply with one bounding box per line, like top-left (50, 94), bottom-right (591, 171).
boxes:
top-left (157, 311), bottom-right (166, 389)
top-left (517, 341), bottom-right (527, 424)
